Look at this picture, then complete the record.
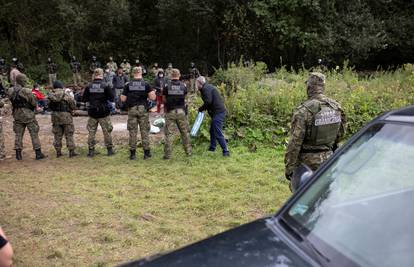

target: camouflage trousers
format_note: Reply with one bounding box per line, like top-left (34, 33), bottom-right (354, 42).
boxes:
top-left (298, 150), bottom-right (333, 171)
top-left (53, 123), bottom-right (75, 150)
top-left (13, 120), bottom-right (41, 150)
top-left (127, 105), bottom-right (150, 150)
top-left (164, 108), bottom-right (192, 158)
top-left (0, 117), bottom-right (5, 158)
top-left (190, 79), bottom-right (196, 93)
top-left (73, 73), bottom-right (82, 87)
top-left (49, 73), bottom-right (57, 87)
top-left (87, 116), bottom-right (113, 149)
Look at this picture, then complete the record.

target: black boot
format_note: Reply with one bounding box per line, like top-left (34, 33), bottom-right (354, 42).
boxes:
top-left (56, 149), bottom-right (62, 158)
top-left (69, 150), bottom-right (78, 158)
top-left (143, 149), bottom-right (152, 160)
top-left (87, 148), bottom-right (95, 158)
top-left (35, 149), bottom-right (47, 160)
top-left (16, 149), bottom-right (22, 161)
top-left (107, 147), bottom-right (115, 156)
top-left (129, 149), bottom-right (136, 160)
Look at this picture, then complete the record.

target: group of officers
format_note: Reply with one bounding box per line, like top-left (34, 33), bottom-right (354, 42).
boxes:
top-left (0, 53), bottom-right (347, 191)
top-left (0, 65), bottom-right (230, 161)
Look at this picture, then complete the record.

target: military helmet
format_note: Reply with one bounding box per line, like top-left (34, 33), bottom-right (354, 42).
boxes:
top-left (306, 72), bottom-right (325, 96)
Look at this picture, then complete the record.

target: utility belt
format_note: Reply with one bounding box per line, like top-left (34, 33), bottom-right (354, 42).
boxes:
top-left (300, 148), bottom-right (331, 154)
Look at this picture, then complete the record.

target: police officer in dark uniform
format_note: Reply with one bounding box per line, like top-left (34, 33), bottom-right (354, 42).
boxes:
top-left (82, 68), bottom-right (115, 157)
top-left (121, 67), bottom-right (155, 160)
top-left (89, 56), bottom-right (101, 74)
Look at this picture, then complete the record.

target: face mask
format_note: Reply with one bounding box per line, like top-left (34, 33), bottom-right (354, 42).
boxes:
top-left (159, 74), bottom-right (164, 78)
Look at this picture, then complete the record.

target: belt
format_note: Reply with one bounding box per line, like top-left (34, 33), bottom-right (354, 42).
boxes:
top-left (167, 108), bottom-right (184, 113)
top-left (301, 148), bottom-right (331, 153)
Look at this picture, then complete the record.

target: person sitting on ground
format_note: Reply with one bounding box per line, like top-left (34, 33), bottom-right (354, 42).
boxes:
top-left (0, 227), bottom-right (13, 267)
top-left (32, 84), bottom-right (47, 113)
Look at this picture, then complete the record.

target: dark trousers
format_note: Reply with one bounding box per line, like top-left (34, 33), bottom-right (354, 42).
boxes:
top-left (209, 112), bottom-right (228, 152)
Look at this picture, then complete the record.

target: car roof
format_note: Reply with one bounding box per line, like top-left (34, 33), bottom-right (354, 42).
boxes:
top-left (380, 105), bottom-right (414, 123)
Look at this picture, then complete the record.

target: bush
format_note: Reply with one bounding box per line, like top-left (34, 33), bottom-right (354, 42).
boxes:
top-left (189, 62), bottom-right (414, 148)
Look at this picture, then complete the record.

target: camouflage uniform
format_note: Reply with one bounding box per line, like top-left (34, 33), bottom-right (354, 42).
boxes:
top-left (7, 74), bottom-right (45, 159)
top-left (165, 67), bottom-right (173, 80)
top-left (0, 99), bottom-right (5, 159)
top-left (120, 62), bottom-right (131, 75)
top-left (89, 61), bottom-right (101, 74)
top-left (163, 78), bottom-right (192, 158)
top-left (82, 75), bottom-right (114, 155)
top-left (70, 59), bottom-right (82, 86)
top-left (48, 87), bottom-right (76, 153)
top-left (106, 61), bottom-right (118, 73)
top-left (122, 77), bottom-right (152, 159)
top-left (285, 72), bottom-right (346, 183)
top-left (189, 64), bottom-right (200, 93)
top-left (47, 62), bottom-right (58, 87)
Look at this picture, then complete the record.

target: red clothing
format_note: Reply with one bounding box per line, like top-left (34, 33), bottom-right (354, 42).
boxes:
top-left (32, 89), bottom-right (45, 100)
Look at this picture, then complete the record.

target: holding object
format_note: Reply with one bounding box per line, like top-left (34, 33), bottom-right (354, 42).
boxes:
top-left (191, 112), bottom-right (205, 137)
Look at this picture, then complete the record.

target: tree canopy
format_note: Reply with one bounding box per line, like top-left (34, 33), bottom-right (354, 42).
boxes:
top-left (0, 0), bottom-right (413, 71)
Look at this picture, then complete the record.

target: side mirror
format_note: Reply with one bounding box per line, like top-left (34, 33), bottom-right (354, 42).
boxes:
top-left (291, 164), bottom-right (313, 192)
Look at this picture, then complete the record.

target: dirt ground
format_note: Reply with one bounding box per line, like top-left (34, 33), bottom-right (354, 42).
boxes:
top-left (1, 108), bottom-right (165, 161)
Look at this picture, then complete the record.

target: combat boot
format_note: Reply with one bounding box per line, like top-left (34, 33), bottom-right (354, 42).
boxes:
top-left (143, 149), bottom-right (152, 160)
top-left (87, 148), bottom-right (95, 158)
top-left (69, 150), bottom-right (78, 158)
top-left (35, 149), bottom-right (47, 160)
top-left (129, 149), bottom-right (136, 160)
top-left (15, 149), bottom-right (22, 161)
top-left (107, 147), bottom-right (115, 156)
top-left (56, 149), bottom-right (62, 158)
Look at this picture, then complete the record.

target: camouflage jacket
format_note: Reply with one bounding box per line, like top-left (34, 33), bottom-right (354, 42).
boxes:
top-left (47, 62), bottom-right (58, 74)
top-left (7, 86), bottom-right (37, 123)
top-left (48, 88), bottom-right (76, 125)
top-left (284, 94), bottom-right (346, 176)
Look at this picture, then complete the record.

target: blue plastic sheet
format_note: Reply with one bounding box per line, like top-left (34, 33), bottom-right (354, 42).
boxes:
top-left (191, 112), bottom-right (205, 137)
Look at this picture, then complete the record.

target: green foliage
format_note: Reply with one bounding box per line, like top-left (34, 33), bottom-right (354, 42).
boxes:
top-left (201, 62), bottom-right (414, 147)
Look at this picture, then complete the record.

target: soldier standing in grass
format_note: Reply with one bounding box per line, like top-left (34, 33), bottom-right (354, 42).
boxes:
top-left (47, 57), bottom-right (58, 87)
top-left (121, 67), bottom-right (155, 160)
top-left (163, 68), bottom-right (192, 159)
top-left (82, 68), bottom-right (115, 157)
top-left (8, 74), bottom-right (46, 160)
top-left (48, 80), bottom-right (78, 158)
top-left (285, 72), bottom-right (346, 187)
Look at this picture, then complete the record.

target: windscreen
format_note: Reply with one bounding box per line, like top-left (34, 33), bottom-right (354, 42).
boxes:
top-left (287, 123), bottom-right (414, 267)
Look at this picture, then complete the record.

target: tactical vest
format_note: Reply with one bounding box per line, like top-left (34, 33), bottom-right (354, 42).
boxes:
top-left (49, 97), bottom-right (71, 112)
top-left (87, 81), bottom-right (110, 118)
top-left (303, 99), bottom-right (341, 147)
top-left (165, 80), bottom-right (186, 110)
top-left (126, 80), bottom-right (147, 107)
top-left (10, 88), bottom-right (34, 111)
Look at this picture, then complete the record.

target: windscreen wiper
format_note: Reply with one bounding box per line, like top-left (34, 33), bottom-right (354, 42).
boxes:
top-left (278, 218), bottom-right (331, 266)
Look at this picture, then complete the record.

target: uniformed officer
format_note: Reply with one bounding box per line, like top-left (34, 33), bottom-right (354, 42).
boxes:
top-left (121, 67), bottom-right (155, 160)
top-left (0, 58), bottom-right (8, 84)
top-left (165, 63), bottom-right (173, 80)
top-left (47, 57), bottom-right (58, 87)
top-left (106, 56), bottom-right (118, 73)
top-left (48, 80), bottom-right (78, 158)
top-left (8, 74), bottom-right (46, 160)
top-left (82, 68), bottom-right (115, 157)
top-left (89, 56), bottom-right (101, 74)
top-left (189, 62), bottom-right (200, 93)
top-left (70, 56), bottom-right (82, 87)
top-left (285, 72), bottom-right (346, 188)
top-left (120, 59), bottom-right (131, 75)
top-left (163, 68), bottom-right (192, 159)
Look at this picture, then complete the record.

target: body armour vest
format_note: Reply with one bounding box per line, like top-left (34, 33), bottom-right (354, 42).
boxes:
top-left (88, 81), bottom-right (110, 118)
top-left (126, 80), bottom-right (147, 107)
top-left (11, 88), bottom-right (33, 111)
top-left (304, 99), bottom-right (341, 147)
top-left (165, 80), bottom-right (186, 110)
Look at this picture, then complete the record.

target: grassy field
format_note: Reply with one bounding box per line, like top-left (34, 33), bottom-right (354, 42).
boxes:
top-left (0, 145), bottom-right (290, 266)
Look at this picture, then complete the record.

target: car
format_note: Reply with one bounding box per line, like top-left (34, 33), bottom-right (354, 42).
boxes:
top-left (120, 105), bottom-right (414, 267)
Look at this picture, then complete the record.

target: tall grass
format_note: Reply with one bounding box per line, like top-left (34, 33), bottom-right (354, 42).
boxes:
top-left (189, 62), bottom-right (414, 147)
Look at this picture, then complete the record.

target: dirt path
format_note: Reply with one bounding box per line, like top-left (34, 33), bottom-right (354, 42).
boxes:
top-left (1, 112), bottom-right (165, 161)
